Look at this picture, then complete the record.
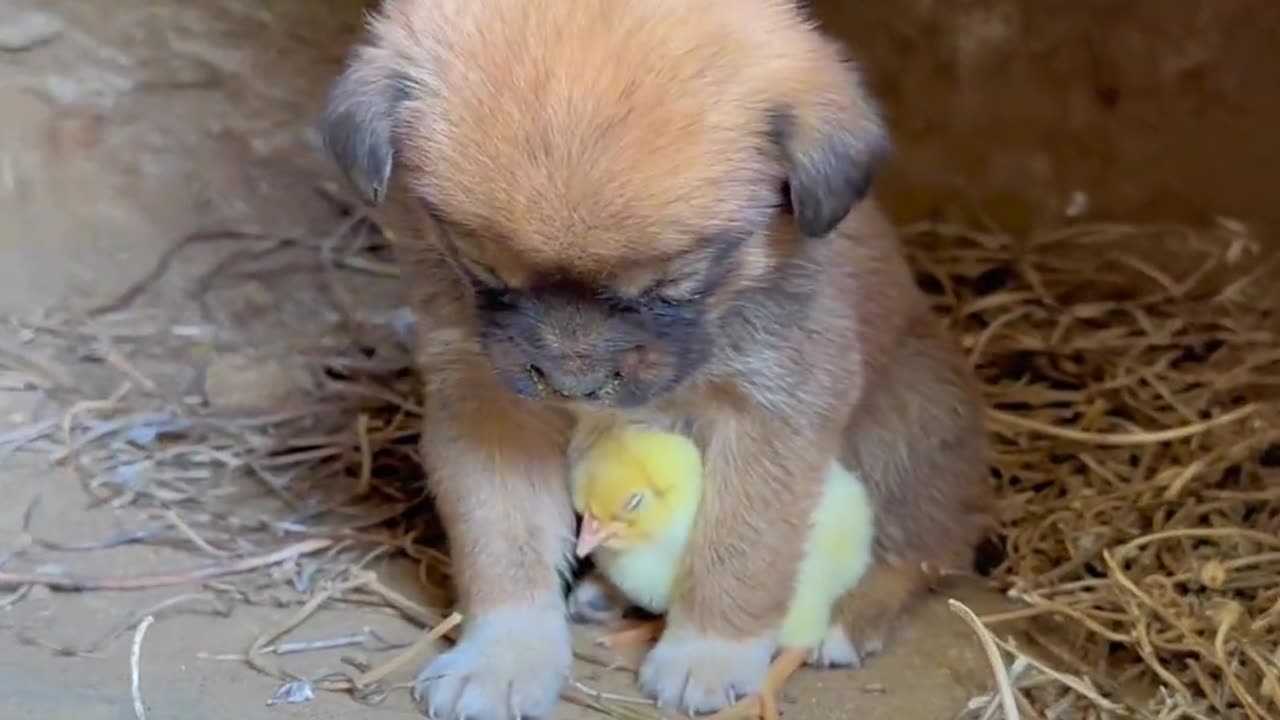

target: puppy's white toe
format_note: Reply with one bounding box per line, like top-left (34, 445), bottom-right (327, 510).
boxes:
top-left (638, 630), bottom-right (774, 713)
top-left (805, 624), bottom-right (882, 669)
top-left (416, 606), bottom-right (571, 720)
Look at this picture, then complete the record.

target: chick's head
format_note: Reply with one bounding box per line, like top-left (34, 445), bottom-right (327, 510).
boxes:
top-left (571, 425), bottom-right (704, 557)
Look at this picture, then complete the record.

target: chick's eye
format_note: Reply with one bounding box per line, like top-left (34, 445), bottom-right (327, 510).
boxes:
top-left (623, 492), bottom-right (645, 513)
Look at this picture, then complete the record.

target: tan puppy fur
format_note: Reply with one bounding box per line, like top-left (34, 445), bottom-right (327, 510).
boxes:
top-left (320, 1), bottom-right (994, 718)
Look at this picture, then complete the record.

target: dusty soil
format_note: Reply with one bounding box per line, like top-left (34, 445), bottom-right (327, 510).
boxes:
top-left (1, 1), bottom-right (1272, 719)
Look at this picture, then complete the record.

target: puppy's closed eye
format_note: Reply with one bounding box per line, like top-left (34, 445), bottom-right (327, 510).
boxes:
top-left (457, 257), bottom-right (507, 291)
top-left (640, 272), bottom-right (707, 305)
top-left (619, 231), bottom-right (745, 307)
top-left (426, 210), bottom-right (520, 293)
top-left (460, 262), bottom-right (520, 313)
top-left (610, 268), bottom-right (711, 313)
top-left (475, 286), bottom-right (519, 313)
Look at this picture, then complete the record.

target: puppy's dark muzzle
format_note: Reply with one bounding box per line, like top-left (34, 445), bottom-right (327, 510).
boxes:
top-left (527, 363), bottom-right (624, 402)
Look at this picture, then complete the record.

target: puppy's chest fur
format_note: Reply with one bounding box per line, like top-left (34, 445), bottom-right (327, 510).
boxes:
top-left (711, 249), bottom-right (864, 417)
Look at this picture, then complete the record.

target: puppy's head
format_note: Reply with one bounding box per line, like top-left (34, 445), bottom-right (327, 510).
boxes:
top-left (321, 0), bottom-right (888, 408)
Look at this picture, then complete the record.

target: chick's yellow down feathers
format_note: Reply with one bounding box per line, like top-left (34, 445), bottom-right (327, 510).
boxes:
top-left (571, 423), bottom-right (877, 720)
top-left (570, 423), bottom-right (703, 615)
top-left (778, 460), bottom-right (876, 648)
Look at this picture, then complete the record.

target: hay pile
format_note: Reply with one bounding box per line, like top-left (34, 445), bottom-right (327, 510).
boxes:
top-left (906, 220), bottom-right (1280, 720)
top-left (0, 205), bottom-right (1276, 720)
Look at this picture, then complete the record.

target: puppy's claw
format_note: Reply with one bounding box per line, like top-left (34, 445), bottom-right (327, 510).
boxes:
top-left (639, 631), bottom-right (773, 714)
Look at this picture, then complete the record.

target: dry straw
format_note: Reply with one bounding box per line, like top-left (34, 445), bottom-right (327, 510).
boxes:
top-left (0, 200), bottom-right (1275, 720)
top-left (907, 219), bottom-right (1280, 720)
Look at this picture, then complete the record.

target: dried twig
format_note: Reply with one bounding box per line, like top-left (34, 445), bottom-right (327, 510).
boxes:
top-left (131, 615), bottom-right (156, 720)
top-left (356, 611), bottom-right (460, 688)
top-left (986, 403), bottom-right (1258, 446)
top-left (0, 538), bottom-right (334, 590)
top-left (951, 599), bottom-right (1021, 720)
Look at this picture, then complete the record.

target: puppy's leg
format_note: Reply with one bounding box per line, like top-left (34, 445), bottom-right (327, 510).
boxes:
top-left (413, 364), bottom-right (575, 720)
top-left (639, 418), bottom-right (827, 714)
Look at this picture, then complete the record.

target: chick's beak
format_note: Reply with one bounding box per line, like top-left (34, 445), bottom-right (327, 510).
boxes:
top-left (575, 514), bottom-right (617, 558)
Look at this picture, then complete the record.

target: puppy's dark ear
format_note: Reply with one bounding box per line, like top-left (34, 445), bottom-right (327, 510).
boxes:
top-left (319, 46), bottom-right (408, 206)
top-left (770, 64), bottom-right (890, 239)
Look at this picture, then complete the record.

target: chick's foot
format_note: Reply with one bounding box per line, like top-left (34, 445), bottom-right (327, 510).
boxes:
top-left (568, 572), bottom-right (628, 625)
top-left (638, 630), bottom-right (773, 714)
top-left (415, 606), bottom-right (571, 720)
top-left (597, 617), bottom-right (666, 651)
top-left (707, 647), bottom-right (807, 720)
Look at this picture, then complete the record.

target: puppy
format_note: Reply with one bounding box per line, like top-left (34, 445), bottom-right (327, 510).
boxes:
top-left (320, 1), bottom-right (994, 718)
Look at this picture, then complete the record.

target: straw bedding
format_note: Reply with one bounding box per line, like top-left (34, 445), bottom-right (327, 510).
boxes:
top-left (0, 200), bottom-right (1276, 720)
top-left (908, 220), bottom-right (1278, 720)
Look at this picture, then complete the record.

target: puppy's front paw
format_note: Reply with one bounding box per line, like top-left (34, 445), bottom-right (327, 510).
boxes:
top-left (416, 606), bottom-right (571, 720)
top-left (805, 623), bottom-right (883, 669)
top-left (638, 630), bottom-right (773, 713)
top-left (568, 573), bottom-right (628, 625)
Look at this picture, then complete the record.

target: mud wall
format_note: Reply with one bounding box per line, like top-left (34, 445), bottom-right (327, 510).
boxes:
top-left (809, 0), bottom-right (1280, 244)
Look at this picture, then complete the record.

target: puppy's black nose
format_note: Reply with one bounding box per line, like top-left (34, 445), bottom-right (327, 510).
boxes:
top-left (527, 364), bottom-right (618, 400)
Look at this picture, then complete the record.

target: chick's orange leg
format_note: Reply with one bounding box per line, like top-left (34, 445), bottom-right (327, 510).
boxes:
top-left (707, 647), bottom-right (808, 720)
top-left (596, 618), bottom-right (666, 651)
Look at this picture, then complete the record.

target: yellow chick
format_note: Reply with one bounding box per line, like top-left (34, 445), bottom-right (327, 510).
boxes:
top-left (571, 423), bottom-right (877, 720)
top-left (572, 422), bottom-right (704, 619)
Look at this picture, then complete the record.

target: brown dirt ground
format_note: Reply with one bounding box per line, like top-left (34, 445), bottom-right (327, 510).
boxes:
top-left (1, 1), bottom-right (1274, 719)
